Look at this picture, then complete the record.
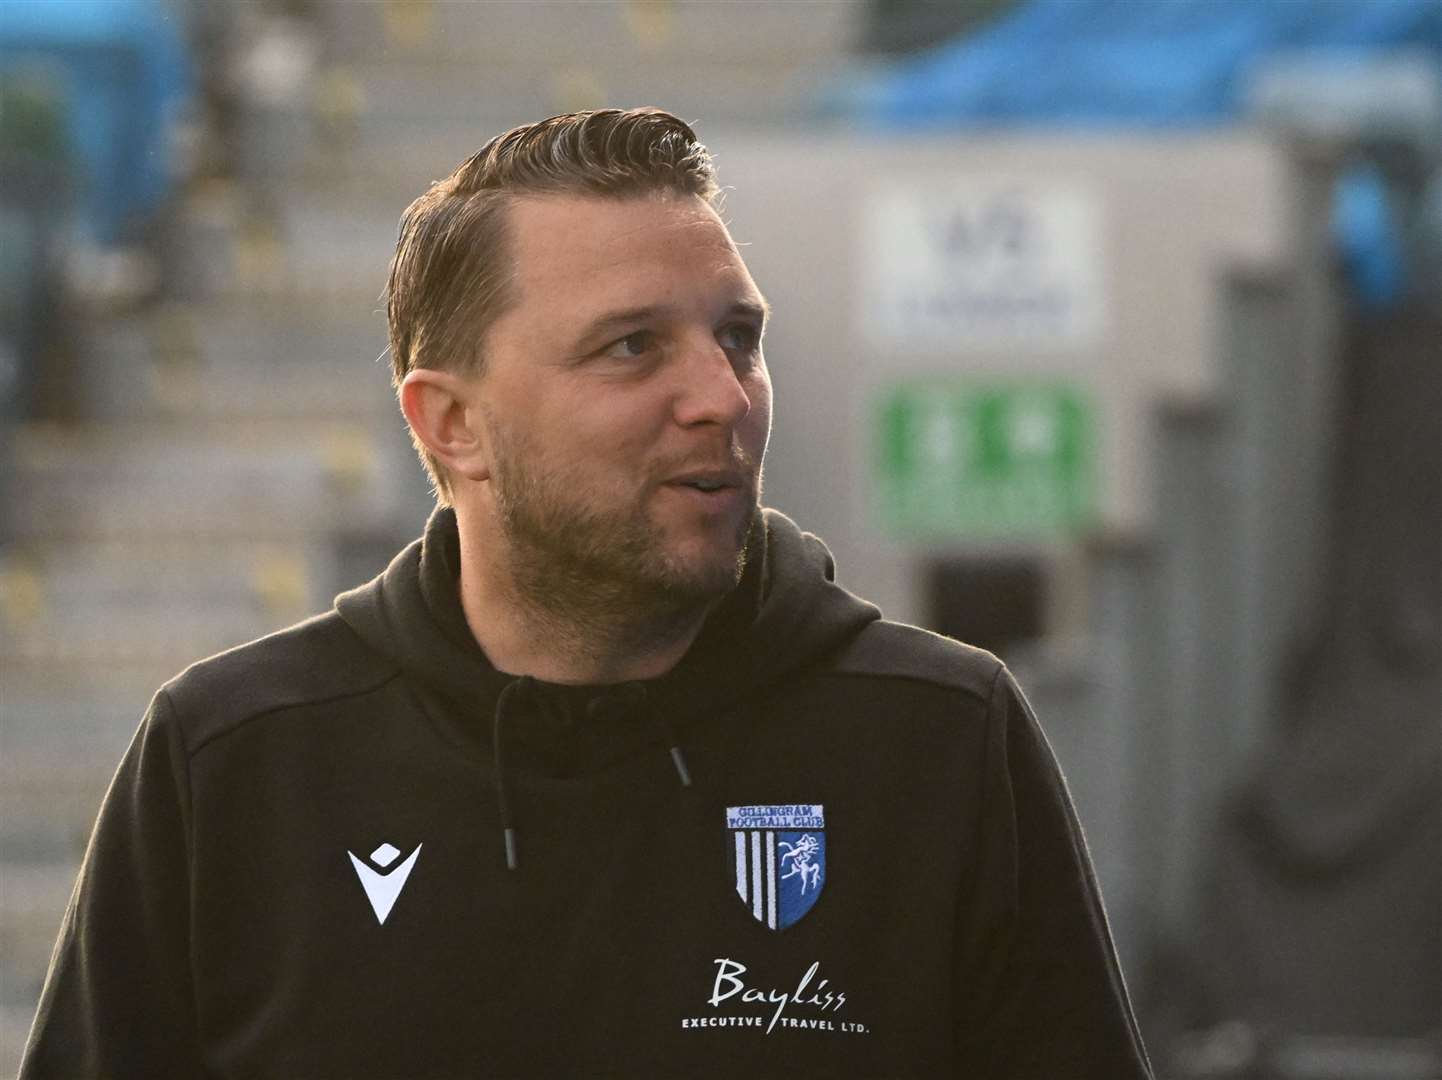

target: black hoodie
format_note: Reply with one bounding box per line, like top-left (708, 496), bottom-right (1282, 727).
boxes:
top-left (22, 509), bottom-right (1151, 1079)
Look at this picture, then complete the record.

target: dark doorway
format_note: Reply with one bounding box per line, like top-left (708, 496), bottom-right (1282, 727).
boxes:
top-left (925, 557), bottom-right (1045, 659)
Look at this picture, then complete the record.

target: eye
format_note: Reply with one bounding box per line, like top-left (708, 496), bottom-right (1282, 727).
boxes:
top-left (717, 322), bottom-right (761, 354)
top-left (601, 330), bottom-right (657, 360)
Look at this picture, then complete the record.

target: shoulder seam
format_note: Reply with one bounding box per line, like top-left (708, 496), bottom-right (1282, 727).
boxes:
top-left (821, 620), bottom-right (1003, 703)
top-left (984, 661), bottom-right (1007, 710)
top-left (187, 668), bottom-right (404, 759)
top-left (818, 665), bottom-right (995, 705)
top-left (155, 688), bottom-right (198, 885)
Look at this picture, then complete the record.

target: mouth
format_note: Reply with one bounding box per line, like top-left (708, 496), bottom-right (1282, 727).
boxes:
top-left (666, 469), bottom-right (747, 495)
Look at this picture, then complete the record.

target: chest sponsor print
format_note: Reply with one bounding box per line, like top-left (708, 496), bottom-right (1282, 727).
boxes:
top-left (679, 956), bottom-right (871, 1038)
top-left (726, 804), bottom-right (825, 930)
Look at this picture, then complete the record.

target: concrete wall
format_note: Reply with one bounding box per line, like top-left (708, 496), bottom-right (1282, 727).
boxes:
top-left (713, 131), bottom-right (1296, 630)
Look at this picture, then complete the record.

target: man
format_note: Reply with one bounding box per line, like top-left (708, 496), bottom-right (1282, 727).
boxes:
top-left (23, 108), bottom-right (1152, 1077)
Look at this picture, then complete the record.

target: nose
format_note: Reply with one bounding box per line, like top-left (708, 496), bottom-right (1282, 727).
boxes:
top-left (671, 339), bottom-right (753, 430)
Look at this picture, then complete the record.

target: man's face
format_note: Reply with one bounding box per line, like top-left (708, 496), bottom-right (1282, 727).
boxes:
top-left (472, 192), bottom-right (772, 606)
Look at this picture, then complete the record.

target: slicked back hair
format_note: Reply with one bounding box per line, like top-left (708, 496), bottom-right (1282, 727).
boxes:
top-left (385, 107), bottom-right (721, 504)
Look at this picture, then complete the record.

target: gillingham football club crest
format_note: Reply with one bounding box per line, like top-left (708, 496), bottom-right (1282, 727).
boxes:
top-left (726, 804), bottom-right (825, 930)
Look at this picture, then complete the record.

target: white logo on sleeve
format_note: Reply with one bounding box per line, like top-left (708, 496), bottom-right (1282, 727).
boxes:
top-left (348, 841), bottom-right (422, 925)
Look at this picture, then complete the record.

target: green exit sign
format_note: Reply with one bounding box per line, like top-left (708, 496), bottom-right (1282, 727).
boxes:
top-left (873, 379), bottom-right (1097, 539)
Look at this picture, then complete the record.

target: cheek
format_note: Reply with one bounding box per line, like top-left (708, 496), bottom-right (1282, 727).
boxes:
top-left (546, 390), bottom-right (658, 466)
top-left (745, 369), bottom-right (774, 451)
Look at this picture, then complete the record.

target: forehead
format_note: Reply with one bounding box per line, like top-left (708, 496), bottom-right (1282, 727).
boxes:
top-left (505, 192), bottom-right (757, 311)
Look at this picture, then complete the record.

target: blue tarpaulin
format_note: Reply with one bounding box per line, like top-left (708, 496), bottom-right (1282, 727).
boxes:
top-left (1, 0), bottom-right (193, 242)
top-left (844, 0), bottom-right (1442, 129)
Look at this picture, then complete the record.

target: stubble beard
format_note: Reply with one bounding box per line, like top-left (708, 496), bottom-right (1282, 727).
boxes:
top-left (487, 427), bottom-right (759, 628)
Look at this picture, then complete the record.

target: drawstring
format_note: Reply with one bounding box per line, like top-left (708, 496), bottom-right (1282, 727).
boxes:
top-left (656, 713), bottom-right (694, 788)
top-left (493, 676), bottom-right (534, 871)
top-left (492, 677), bottom-right (693, 872)
top-left (586, 683), bottom-right (692, 788)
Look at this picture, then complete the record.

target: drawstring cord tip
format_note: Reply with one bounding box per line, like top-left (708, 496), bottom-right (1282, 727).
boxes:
top-left (503, 827), bottom-right (518, 870)
top-left (669, 746), bottom-right (693, 788)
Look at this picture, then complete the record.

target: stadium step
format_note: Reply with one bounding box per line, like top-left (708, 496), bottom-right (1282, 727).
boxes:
top-left (6, 420), bottom-right (419, 541)
top-left (67, 300), bottom-right (396, 422)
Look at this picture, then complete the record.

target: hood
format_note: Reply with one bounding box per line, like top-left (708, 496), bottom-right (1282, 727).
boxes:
top-left (335, 506), bottom-right (880, 779)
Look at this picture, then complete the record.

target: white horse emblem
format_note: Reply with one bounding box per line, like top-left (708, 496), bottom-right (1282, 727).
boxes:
top-left (778, 834), bottom-right (822, 894)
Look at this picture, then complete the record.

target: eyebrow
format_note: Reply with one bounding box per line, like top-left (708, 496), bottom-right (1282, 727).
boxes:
top-left (576, 306), bottom-right (664, 347)
top-left (574, 296), bottom-right (771, 350)
top-left (732, 297), bottom-right (772, 324)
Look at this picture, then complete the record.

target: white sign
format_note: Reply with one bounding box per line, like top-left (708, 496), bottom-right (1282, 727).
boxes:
top-left (861, 181), bottom-right (1106, 349)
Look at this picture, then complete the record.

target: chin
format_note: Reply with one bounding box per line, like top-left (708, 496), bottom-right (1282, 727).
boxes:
top-left (656, 548), bottom-right (744, 600)
top-left (652, 529), bottom-right (750, 601)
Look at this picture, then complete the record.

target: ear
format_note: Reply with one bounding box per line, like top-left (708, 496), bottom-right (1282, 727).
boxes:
top-left (399, 368), bottom-right (492, 483)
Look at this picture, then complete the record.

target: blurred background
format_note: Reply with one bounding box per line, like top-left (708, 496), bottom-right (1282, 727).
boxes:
top-left (1, 1), bottom-right (1439, 1076)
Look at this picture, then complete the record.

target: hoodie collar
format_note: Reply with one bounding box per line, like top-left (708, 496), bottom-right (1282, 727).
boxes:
top-left (335, 506), bottom-right (879, 773)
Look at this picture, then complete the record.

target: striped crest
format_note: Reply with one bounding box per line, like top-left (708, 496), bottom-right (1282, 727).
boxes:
top-left (726, 804), bottom-right (826, 931)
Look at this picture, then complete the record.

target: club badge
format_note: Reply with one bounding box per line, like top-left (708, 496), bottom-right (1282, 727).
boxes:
top-left (726, 804), bottom-right (825, 930)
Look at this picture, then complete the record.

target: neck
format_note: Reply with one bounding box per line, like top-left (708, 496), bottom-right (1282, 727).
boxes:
top-left (453, 512), bottom-right (714, 685)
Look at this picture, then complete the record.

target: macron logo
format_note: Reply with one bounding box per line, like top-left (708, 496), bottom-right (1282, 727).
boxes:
top-left (348, 842), bottom-right (422, 925)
